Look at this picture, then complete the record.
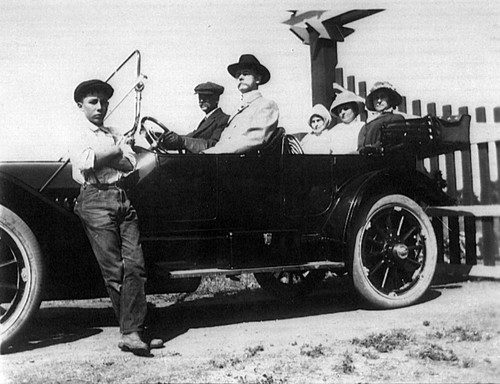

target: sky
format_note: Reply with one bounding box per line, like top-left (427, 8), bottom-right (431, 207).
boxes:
top-left (1, 0), bottom-right (500, 160)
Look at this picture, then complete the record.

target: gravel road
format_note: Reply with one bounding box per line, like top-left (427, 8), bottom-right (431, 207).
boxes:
top-left (1, 276), bottom-right (499, 383)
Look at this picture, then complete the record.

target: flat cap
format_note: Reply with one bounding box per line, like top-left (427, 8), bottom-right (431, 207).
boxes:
top-left (194, 81), bottom-right (224, 96)
top-left (74, 79), bottom-right (114, 102)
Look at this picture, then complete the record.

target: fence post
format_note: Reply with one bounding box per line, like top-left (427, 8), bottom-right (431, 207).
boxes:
top-left (398, 96), bottom-right (407, 114)
top-left (427, 103), bottom-right (444, 262)
top-left (347, 76), bottom-right (356, 93)
top-left (442, 105), bottom-right (461, 264)
top-left (335, 68), bottom-right (344, 88)
top-left (476, 107), bottom-right (498, 265)
top-left (412, 100), bottom-right (422, 117)
top-left (358, 81), bottom-right (367, 98)
top-left (458, 106), bottom-right (477, 265)
top-left (413, 100), bottom-right (424, 171)
top-left (358, 81), bottom-right (368, 122)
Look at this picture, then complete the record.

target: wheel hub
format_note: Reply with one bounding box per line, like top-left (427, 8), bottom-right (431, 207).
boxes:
top-left (392, 243), bottom-right (409, 260)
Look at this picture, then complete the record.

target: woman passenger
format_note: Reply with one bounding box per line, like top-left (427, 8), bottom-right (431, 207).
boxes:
top-left (329, 90), bottom-right (366, 154)
top-left (300, 104), bottom-right (333, 154)
top-left (358, 81), bottom-right (405, 153)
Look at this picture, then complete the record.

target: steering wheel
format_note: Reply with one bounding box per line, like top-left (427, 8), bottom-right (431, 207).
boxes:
top-left (140, 116), bottom-right (171, 154)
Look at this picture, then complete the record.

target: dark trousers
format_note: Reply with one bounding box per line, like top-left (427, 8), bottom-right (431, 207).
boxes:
top-left (75, 184), bottom-right (147, 334)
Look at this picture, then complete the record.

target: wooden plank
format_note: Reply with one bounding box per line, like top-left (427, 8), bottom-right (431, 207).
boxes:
top-left (457, 106), bottom-right (476, 265)
top-left (347, 75), bottom-right (355, 92)
top-left (426, 204), bottom-right (500, 217)
top-left (358, 81), bottom-right (367, 122)
top-left (412, 100), bottom-right (422, 116)
top-left (335, 67), bottom-right (344, 87)
top-left (494, 106), bottom-right (500, 123)
top-left (426, 102), bottom-right (443, 262)
top-left (358, 81), bottom-right (367, 98)
top-left (398, 96), bottom-right (407, 113)
top-left (413, 100), bottom-right (424, 171)
top-left (435, 263), bottom-right (500, 281)
top-left (476, 108), bottom-right (498, 266)
top-left (442, 106), bottom-right (460, 264)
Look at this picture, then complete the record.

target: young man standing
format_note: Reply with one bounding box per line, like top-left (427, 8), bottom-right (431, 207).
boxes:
top-left (70, 79), bottom-right (159, 356)
top-left (203, 54), bottom-right (279, 154)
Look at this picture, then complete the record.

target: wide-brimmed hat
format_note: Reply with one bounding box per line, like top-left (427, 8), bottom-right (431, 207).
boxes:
top-left (330, 91), bottom-right (365, 117)
top-left (194, 81), bottom-right (224, 96)
top-left (227, 54), bottom-right (271, 85)
top-left (365, 81), bottom-right (402, 111)
top-left (74, 79), bottom-right (114, 102)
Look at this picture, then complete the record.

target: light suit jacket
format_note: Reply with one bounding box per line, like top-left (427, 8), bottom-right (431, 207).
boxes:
top-left (182, 108), bottom-right (229, 153)
top-left (203, 90), bottom-right (279, 154)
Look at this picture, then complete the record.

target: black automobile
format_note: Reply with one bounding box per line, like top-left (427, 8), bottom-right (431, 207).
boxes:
top-left (0, 51), bottom-right (470, 349)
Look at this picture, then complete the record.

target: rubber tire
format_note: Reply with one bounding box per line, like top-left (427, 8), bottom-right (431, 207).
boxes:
top-left (350, 194), bottom-right (437, 309)
top-left (254, 270), bottom-right (325, 302)
top-left (0, 205), bottom-right (44, 352)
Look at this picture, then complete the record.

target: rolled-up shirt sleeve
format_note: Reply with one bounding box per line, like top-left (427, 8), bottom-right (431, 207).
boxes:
top-left (69, 126), bottom-right (137, 185)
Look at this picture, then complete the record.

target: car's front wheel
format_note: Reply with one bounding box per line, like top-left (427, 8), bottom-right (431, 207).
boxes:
top-left (0, 205), bottom-right (43, 352)
top-left (350, 194), bottom-right (437, 309)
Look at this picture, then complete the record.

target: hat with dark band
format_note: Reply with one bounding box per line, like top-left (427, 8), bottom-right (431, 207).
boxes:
top-left (365, 81), bottom-right (402, 111)
top-left (194, 81), bottom-right (225, 96)
top-left (330, 91), bottom-right (365, 117)
top-left (227, 54), bottom-right (271, 85)
top-left (74, 79), bottom-right (114, 102)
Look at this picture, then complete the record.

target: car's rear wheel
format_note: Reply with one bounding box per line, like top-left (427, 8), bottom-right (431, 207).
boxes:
top-left (0, 205), bottom-right (43, 352)
top-left (254, 270), bottom-right (325, 302)
top-left (350, 194), bottom-right (437, 309)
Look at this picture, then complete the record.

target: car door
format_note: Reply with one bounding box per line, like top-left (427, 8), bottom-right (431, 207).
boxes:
top-left (130, 152), bottom-right (218, 235)
top-left (282, 154), bottom-right (335, 219)
top-left (216, 153), bottom-right (282, 229)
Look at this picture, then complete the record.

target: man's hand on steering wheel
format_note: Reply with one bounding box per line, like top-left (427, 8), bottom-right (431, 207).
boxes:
top-left (160, 131), bottom-right (184, 150)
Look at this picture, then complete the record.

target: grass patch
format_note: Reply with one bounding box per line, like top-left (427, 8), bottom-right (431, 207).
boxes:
top-left (412, 343), bottom-right (458, 362)
top-left (360, 349), bottom-right (380, 359)
top-left (237, 374), bottom-right (287, 384)
top-left (209, 355), bottom-right (243, 369)
top-left (352, 329), bottom-right (415, 353)
top-left (197, 273), bottom-right (260, 296)
top-left (299, 343), bottom-right (325, 358)
top-left (245, 344), bottom-right (264, 358)
top-left (427, 325), bottom-right (483, 342)
top-left (341, 351), bottom-right (355, 374)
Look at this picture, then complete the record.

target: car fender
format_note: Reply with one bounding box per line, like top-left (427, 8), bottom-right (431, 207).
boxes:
top-left (321, 166), bottom-right (452, 246)
top-left (0, 172), bottom-right (81, 248)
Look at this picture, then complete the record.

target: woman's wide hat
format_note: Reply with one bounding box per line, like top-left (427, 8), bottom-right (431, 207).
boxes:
top-left (365, 81), bottom-right (403, 111)
top-left (227, 54), bottom-right (271, 85)
top-left (330, 91), bottom-right (365, 117)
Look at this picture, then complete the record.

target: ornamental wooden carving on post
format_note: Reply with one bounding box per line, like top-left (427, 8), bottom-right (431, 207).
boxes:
top-left (284, 9), bottom-right (384, 108)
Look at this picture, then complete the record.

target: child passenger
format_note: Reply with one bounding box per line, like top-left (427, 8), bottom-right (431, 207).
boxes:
top-left (329, 90), bottom-right (366, 154)
top-left (357, 81), bottom-right (405, 153)
top-left (300, 104), bottom-right (333, 154)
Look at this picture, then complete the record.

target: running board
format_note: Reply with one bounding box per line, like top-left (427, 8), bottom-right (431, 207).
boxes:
top-left (168, 261), bottom-right (345, 279)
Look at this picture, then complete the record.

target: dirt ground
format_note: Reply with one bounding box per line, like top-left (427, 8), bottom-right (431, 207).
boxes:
top-left (1, 275), bottom-right (500, 384)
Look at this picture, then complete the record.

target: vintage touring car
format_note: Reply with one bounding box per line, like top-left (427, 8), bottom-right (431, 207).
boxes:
top-left (0, 51), bottom-right (470, 349)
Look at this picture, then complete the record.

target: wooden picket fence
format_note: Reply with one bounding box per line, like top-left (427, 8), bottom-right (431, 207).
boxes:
top-left (335, 68), bottom-right (500, 273)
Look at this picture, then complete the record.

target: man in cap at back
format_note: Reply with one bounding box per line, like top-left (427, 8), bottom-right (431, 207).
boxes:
top-left (203, 54), bottom-right (279, 154)
top-left (160, 81), bottom-right (229, 153)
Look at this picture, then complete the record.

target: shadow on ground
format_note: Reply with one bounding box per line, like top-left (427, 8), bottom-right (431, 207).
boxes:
top-left (3, 275), bottom-right (444, 354)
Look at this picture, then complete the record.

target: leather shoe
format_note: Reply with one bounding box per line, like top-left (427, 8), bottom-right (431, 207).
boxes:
top-left (149, 338), bottom-right (164, 349)
top-left (118, 332), bottom-right (149, 356)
